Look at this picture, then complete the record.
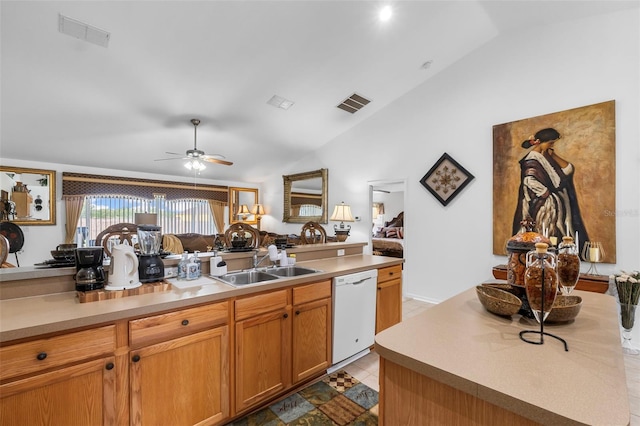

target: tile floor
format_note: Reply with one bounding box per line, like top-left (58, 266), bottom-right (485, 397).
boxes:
top-left (343, 298), bottom-right (640, 425)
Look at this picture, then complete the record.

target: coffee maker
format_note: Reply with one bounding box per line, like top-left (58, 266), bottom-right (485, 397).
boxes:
top-left (74, 247), bottom-right (106, 291)
top-left (137, 225), bottom-right (164, 283)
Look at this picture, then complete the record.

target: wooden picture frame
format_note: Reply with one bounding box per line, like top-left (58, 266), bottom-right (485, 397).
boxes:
top-left (492, 100), bottom-right (616, 262)
top-left (420, 153), bottom-right (474, 206)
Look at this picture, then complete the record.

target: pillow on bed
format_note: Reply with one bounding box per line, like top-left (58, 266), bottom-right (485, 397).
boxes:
top-left (384, 227), bottom-right (403, 238)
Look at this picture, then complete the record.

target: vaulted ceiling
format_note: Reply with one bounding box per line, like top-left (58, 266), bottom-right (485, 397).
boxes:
top-left (2, 1), bottom-right (636, 182)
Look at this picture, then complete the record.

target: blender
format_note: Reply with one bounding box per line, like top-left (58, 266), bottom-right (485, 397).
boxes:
top-left (137, 225), bottom-right (165, 283)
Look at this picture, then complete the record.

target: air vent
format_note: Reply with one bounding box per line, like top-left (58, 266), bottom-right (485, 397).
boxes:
top-left (267, 95), bottom-right (295, 110)
top-left (58, 14), bottom-right (110, 48)
top-left (337, 93), bottom-right (371, 114)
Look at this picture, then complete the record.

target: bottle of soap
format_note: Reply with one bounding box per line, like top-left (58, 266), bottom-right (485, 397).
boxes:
top-left (177, 251), bottom-right (189, 280)
top-left (192, 251), bottom-right (202, 278)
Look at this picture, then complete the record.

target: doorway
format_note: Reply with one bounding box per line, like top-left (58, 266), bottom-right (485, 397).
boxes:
top-left (368, 179), bottom-right (406, 258)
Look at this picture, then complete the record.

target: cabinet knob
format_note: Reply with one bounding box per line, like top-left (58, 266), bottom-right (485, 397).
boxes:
top-left (377, 287), bottom-right (381, 290)
top-left (36, 352), bottom-right (47, 361)
top-left (283, 313), bottom-right (289, 319)
top-left (295, 310), bottom-right (300, 315)
top-left (132, 354), bottom-right (141, 363)
top-left (105, 362), bottom-right (115, 370)
top-left (181, 319), bottom-right (189, 326)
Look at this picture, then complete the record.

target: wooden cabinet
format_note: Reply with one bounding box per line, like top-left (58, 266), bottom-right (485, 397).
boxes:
top-left (0, 325), bottom-right (117, 425)
top-left (376, 264), bottom-right (403, 333)
top-left (292, 280), bottom-right (332, 384)
top-left (129, 302), bottom-right (230, 426)
top-left (235, 289), bottom-right (291, 413)
top-left (234, 280), bottom-right (332, 414)
top-left (11, 191), bottom-right (32, 218)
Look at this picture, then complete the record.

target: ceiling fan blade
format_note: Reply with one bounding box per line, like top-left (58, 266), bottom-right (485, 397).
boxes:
top-left (164, 151), bottom-right (184, 156)
top-left (203, 157), bottom-right (233, 166)
top-left (154, 157), bottom-right (187, 162)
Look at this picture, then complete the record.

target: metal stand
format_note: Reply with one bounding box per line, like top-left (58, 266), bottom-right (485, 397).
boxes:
top-left (519, 258), bottom-right (569, 351)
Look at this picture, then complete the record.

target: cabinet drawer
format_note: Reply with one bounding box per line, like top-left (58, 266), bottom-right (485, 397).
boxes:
top-left (235, 289), bottom-right (289, 321)
top-left (130, 301), bottom-right (229, 348)
top-left (293, 280), bottom-right (331, 305)
top-left (378, 265), bottom-right (402, 283)
top-left (0, 325), bottom-right (116, 381)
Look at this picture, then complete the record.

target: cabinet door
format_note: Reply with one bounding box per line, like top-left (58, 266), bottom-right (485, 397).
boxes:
top-left (292, 297), bottom-right (332, 384)
top-left (376, 277), bottom-right (403, 333)
top-left (130, 327), bottom-right (229, 426)
top-left (0, 356), bottom-right (116, 426)
top-left (235, 307), bottom-right (291, 413)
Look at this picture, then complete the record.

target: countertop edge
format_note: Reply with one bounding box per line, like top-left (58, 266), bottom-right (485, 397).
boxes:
top-left (1, 254), bottom-right (403, 343)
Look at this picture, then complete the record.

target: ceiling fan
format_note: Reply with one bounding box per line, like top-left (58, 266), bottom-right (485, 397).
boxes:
top-left (155, 118), bottom-right (233, 170)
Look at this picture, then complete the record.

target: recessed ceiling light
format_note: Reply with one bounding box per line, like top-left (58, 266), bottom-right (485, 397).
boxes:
top-left (267, 95), bottom-right (295, 110)
top-left (379, 5), bottom-right (393, 22)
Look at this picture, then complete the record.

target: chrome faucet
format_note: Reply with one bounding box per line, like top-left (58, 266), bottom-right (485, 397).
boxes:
top-left (252, 250), bottom-right (273, 269)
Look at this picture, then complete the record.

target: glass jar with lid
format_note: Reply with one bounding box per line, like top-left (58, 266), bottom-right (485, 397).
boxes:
top-left (557, 236), bottom-right (580, 295)
top-left (524, 243), bottom-right (558, 323)
top-left (506, 218), bottom-right (551, 287)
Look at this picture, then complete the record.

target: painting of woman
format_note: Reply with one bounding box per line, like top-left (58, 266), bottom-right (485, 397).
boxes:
top-left (512, 127), bottom-right (590, 250)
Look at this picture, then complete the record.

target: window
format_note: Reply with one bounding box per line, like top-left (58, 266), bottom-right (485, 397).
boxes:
top-left (298, 204), bottom-right (323, 217)
top-left (76, 195), bottom-right (217, 246)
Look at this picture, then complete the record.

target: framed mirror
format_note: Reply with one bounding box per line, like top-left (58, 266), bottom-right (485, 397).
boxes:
top-left (0, 166), bottom-right (56, 226)
top-left (229, 187), bottom-right (259, 225)
top-left (283, 168), bottom-right (328, 224)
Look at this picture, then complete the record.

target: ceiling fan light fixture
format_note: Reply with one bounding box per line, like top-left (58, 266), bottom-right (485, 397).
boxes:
top-left (184, 159), bottom-right (206, 171)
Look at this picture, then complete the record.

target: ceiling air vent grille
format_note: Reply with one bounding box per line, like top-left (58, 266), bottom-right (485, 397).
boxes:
top-left (337, 93), bottom-right (371, 114)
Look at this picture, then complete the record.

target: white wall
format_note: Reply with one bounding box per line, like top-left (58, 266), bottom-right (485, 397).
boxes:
top-left (266, 8), bottom-right (640, 304)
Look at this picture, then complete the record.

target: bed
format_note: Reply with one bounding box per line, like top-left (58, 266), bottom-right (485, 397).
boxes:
top-left (372, 212), bottom-right (404, 258)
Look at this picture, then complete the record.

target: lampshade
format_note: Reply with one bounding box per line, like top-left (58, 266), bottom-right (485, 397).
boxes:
top-left (330, 202), bottom-right (354, 223)
top-left (238, 205), bottom-right (250, 215)
top-left (250, 204), bottom-right (265, 216)
top-left (134, 213), bottom-right (157, 225)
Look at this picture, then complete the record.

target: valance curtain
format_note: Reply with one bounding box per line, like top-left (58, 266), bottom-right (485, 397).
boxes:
top-left (62, 172), bottom-right (229, 201)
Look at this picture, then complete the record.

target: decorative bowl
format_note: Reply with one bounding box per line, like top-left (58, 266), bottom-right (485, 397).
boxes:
top-left (546, 295), bottom-right (583, 323)
top-left (476, 285), bottom-right (522, 317)
top-left (50, 250), bottom-right (75, 261)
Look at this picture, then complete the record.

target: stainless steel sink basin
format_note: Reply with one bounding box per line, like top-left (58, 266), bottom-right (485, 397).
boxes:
top-left (262, 266), bottom-right (321, 277)
top-left (215, 270), bottom-right (279, 286)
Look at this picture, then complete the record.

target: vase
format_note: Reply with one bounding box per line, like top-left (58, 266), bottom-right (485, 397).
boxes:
top-left (619, 302), bottom-right (639, 355)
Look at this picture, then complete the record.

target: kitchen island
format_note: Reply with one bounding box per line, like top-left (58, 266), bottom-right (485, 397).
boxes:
top-left (375, 287), bottom-right (630, 425)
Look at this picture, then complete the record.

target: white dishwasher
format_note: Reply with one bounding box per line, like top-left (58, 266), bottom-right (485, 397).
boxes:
top-left (329, 269), bottom-right (378, 373)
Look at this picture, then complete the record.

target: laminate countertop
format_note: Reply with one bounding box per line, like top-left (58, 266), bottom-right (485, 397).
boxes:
top-left (375, 287), bottom-right (630, 425)
top-left (1, 254), bottom-right (402, 343)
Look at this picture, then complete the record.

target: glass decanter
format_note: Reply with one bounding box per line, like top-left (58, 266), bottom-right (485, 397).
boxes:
top-left (524, 243), bottom-right (558, 323)
top-left (557, 236), bottom-right (581, 295)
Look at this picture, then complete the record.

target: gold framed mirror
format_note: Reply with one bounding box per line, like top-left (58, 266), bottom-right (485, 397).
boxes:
top-left (283, 168), bottom-right (328, 224)
top-left (0, 166), bottom-right (56, 226)
top-left (229, 187), bottom-right (259, 225)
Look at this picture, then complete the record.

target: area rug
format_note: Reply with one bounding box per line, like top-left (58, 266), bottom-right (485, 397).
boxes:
top-left (226, 370), bottom-right (378, 425)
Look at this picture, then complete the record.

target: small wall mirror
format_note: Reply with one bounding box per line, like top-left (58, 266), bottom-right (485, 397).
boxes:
top-left (0, 166), bottom-right (56, 226)
top-left (283, 169), bottom-right (328, 224)
top-left (229, 187), bottom-right (259, 225)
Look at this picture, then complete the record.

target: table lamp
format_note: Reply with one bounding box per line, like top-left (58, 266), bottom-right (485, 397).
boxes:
top-left (330, 202), bottom-right (354, 242)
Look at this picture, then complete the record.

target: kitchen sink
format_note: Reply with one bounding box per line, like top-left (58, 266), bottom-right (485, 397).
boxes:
top-left (261, 266), bottom-right (321, 277)
top-left (214, 270), bottom-right (279, 286)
